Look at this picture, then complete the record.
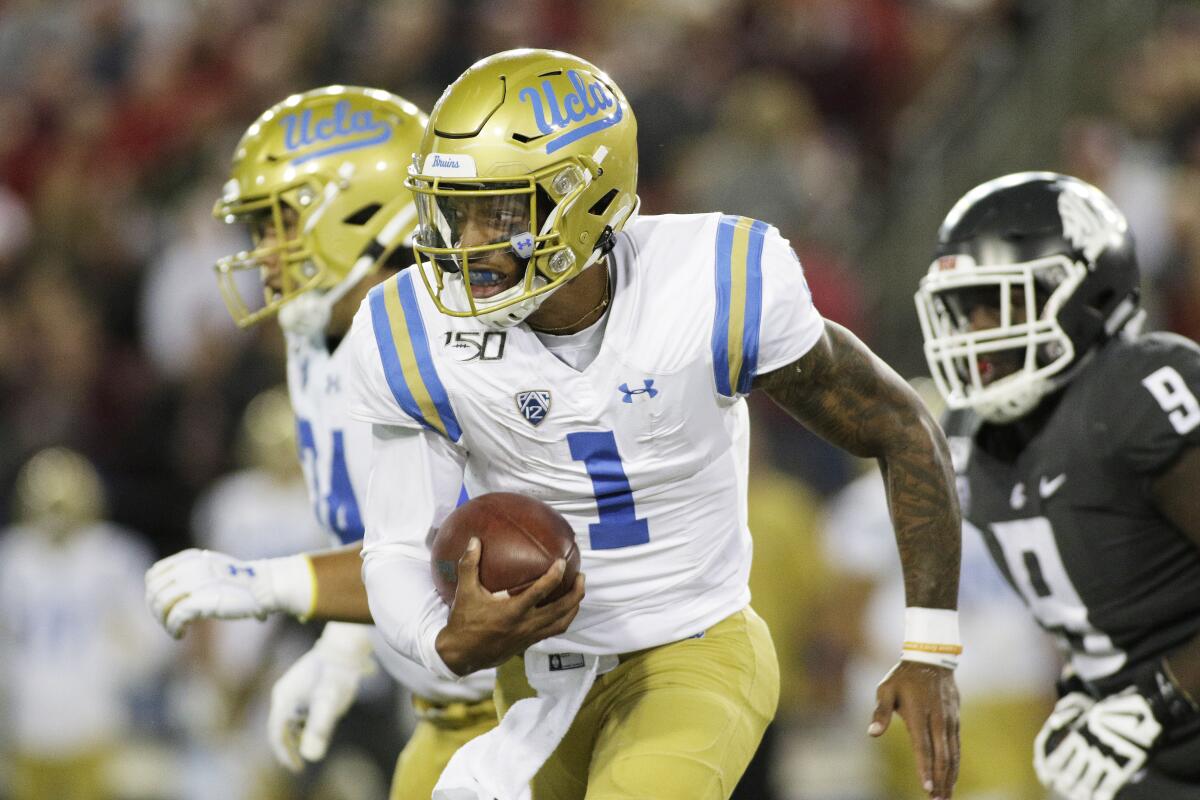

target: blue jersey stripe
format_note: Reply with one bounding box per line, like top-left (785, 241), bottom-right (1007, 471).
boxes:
top-left (368, 282), bottom-right (429, 431)
top-left (736, 218), bottom-right (769, 394)
top-left (395, 272), bottom-right (462, 442)
top-left (711, 216), bottom-right (737, 397)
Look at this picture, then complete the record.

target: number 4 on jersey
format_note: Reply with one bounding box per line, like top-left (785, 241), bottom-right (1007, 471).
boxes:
top-left (297, 419), bottom-right (363, 543)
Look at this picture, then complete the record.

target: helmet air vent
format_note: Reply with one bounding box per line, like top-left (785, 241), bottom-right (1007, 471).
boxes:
top-left (343, 203), bottom-right (382, 226)
top-left (588, 189), bottom-right (618, 216)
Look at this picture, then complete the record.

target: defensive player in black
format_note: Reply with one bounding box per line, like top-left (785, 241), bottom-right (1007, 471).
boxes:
top-left (914, 172), bottom-right (1200, 800)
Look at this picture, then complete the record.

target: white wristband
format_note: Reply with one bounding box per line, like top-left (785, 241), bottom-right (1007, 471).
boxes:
top-left (901, 607), bottom-right (962, 669)
top-left (253, 554), bottom-right (317, 621)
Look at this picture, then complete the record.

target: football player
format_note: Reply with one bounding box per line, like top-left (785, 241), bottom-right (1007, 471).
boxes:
top-left (915, 172), bottom-right (1200, 800)
top-left (346, 50), bottom-right (963, 800)
top-left (1, 449), bottom-right (167, 800)
top-left (143, 87), bottom-right (498, 800)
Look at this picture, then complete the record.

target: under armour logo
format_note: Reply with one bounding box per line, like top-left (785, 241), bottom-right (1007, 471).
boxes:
top-left (227, 565), bottom-right (256, 578)
top-left (618, 380), bottom-right (658, 403)
top-left (326, 374), bottom-right (341, 394)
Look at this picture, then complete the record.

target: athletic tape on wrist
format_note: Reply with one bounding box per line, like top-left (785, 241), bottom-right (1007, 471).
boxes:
top-left (261, 554), bottom-right (318, 621)
top-left (901, 607), bottom-right (961, 669)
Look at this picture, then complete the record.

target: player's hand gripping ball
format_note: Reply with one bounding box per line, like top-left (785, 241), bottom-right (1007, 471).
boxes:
top-left (432, 492), bottom-right (580, 606)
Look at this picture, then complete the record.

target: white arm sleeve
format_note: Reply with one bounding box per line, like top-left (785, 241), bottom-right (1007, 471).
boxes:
top-left (361, 423), bottom-right (467, 681)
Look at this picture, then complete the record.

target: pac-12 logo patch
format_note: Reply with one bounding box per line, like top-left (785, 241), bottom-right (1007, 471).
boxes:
top-left (515, 390), bottom-right (551, 426)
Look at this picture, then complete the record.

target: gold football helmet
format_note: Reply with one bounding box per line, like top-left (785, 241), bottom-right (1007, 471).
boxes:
top-left (214, 86), bottom-right (427, 328)
top-left (406, 49), bottom-right (639, 327)
top-left (15, 447), bottom-right (106, 540)
top-left (237, 386), bottom-right (299, 479)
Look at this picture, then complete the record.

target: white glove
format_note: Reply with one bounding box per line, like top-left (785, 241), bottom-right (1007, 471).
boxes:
top-left (145, 548), bottom-right (315, 638)
top-left (1034, 690), bottom-right (1162, 800)
top-left (268, 621), bottom-right (377, 771)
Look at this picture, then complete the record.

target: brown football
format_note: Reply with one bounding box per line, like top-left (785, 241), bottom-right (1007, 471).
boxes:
top-left (431, 492), bottom-right (580, 606)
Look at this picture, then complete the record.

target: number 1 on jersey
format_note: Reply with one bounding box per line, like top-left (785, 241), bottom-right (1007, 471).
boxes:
top-left (567, 431), bottom-right (649, 550)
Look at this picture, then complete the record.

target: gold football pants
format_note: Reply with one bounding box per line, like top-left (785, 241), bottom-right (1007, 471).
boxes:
top-left (495, 606), bottom-right (780, 800)
top-left (9, 749), bottom-right (109, 800)
top-left (389, 695), bottom-right (499, 800)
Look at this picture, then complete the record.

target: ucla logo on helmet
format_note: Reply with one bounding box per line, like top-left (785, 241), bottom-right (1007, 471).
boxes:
top-left (517, 70), bottom-right (624, 154)
top-left (280, 100), bottom-right (392, 165)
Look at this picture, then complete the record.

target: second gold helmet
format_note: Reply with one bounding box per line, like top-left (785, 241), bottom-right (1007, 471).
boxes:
top-left (215, 86), bottom-right (427, 329)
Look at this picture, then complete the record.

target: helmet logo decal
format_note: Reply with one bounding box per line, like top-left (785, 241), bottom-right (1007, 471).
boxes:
top-left (280, 100), bottom-right (392, 165)
top-left (518, 70), bottom-right (623, 154)
top-left (510, 232), bottom-right (535, 259)
top-left (1058, 189), bottom-right (1114, 263)
top-left (424, 152), bottom-right (477, 177)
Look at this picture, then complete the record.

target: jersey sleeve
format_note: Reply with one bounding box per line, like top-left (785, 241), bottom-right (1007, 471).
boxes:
top-left (347, 271), bottom-right (463, 443)
top-left (1102, 335), bottom-right (1200, 475)
top-left (709, 216), bottom-right (824, 397)
top-left (361, 423), bottom-right (467, 681)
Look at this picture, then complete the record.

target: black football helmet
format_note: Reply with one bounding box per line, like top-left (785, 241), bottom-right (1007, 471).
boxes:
top-left (914, 172), bottom-right (1140, 422)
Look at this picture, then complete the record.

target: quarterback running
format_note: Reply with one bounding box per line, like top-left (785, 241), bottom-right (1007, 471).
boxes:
top-left (347, 49), bottom-right (963, 800)
top-left (143, 87), bottom-right (498, 799)
top-left (915, 172), bottom-right (1200, 799)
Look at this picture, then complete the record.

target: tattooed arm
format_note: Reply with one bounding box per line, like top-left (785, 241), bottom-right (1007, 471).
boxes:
top-left (755, 320), bottom-right (962, 800)
top-left (754, 320), bottom-right (960, 608)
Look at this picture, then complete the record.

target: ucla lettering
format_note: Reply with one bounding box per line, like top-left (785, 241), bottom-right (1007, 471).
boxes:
top-left (280, 100), bottom-right (391, 164)
top-left (517, 70), bottom-right (622, 154)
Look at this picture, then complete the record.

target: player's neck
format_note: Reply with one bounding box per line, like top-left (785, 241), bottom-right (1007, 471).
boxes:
top-left (981, 391), bottom-right (1064, 461)
top-left (526, 261), bottom-right (610, 335)
top-left (326, 268), bottom-right (396, 341)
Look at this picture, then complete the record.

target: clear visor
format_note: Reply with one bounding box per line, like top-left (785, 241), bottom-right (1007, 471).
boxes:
top-left (414, 185), bottom-right (534, 255)
top-left (407, 174), bottom-right (576, 318)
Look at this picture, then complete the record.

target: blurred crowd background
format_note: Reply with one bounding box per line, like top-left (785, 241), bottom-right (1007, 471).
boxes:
top-left (1, 0), bottom-right (1198, 798)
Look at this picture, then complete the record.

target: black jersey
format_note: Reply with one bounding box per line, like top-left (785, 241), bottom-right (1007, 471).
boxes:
top-left (944, 331), bottom-right (1200, 694)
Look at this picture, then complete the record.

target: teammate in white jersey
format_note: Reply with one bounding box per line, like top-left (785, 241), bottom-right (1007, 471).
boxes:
top-left (1, 448), bottom-right (167, 800)
top-left (343, 50), bottom-right (964, 800)
top-left (143, 87), bottom-right (497, 800)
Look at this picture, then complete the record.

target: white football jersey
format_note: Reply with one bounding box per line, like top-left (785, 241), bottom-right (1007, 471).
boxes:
top-left (0, 523), bottom-right (168, 756)
top-left (285, 329), bottom-right (494, 702)
top-left (350, 213), bottom-right (823, 655)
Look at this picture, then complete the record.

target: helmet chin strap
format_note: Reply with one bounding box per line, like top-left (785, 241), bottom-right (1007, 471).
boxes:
top-left (278, 253), bottom-right (375, 337)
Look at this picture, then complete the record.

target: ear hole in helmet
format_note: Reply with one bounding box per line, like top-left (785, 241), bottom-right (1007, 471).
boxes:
top-left (588, 188), bottom-right (618, 216)
top-left (343, 203), bottom-right (383, 226)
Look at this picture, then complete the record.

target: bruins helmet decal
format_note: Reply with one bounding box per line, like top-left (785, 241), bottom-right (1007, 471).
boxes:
top-left (214, 86), bottom-right (427, 328)
top-left (406, 49), bottom-right (639, 328)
